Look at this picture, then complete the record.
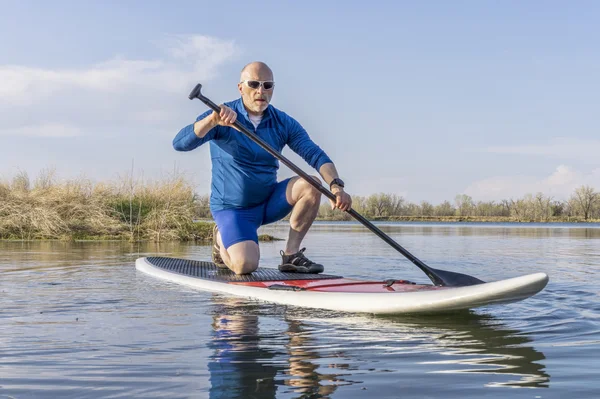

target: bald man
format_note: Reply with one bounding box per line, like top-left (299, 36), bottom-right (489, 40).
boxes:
top-left (173, 62), bottom-right (351, 275)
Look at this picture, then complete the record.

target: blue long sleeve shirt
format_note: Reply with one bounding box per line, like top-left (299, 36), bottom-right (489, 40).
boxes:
top-left (173, 98), bottom-right (333, 211)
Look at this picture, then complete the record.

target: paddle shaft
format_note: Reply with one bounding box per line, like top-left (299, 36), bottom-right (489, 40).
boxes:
top-left (188, 84), bottom-right (446, 286)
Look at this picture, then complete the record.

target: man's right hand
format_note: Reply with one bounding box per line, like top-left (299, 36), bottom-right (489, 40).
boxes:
top-left (193, 105), bottom-right (239, 138)
top-left (211, 105), bottom-right (237, 128)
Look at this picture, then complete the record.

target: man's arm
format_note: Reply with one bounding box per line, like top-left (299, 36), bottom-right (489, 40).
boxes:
top-left (319, 162), bottom-right (352, 211)
top-left (318, 162), bottom-right (342, 191)
top-left (283, 115), bottom-right (351, 210)
top-left (192, 105), bottom-right (239, 136)
top-left (173, 105), bottom-right (238, 151)
top-left (192, 113), bottom-right (218, 138)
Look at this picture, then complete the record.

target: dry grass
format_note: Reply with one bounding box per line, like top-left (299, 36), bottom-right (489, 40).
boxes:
top-left (137, 174), bottom-right (196, 242)
top-left (0, 169), bottom-right (209, 242)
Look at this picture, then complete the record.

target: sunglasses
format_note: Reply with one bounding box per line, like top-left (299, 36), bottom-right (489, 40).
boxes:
top-left (241, 80), bottom-right (275, 90)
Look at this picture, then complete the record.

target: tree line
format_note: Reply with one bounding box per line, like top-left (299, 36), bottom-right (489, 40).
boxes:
top-left (191, 185), bottom-right (600, 222)
top-left (315, 186), bottom-right (600, 222)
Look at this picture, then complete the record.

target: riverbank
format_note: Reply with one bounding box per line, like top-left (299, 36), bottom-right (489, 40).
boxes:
top-left (0, 220), bottom-right (282, 242)
top-left (2, 170), bottom-right (598, 241)
top-left (0, 171), bottom-right (282, 242)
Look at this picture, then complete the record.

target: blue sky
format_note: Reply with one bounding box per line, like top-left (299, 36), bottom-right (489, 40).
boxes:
top-left (1, 1), bottom-right (599, 203)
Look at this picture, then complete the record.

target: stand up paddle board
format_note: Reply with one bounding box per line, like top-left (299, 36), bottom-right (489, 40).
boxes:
top-left (136, 257), bottom-right (548, 315)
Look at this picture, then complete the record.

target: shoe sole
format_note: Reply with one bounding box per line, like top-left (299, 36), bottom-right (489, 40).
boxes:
top-left (279, 264), bottom-right (324, 274)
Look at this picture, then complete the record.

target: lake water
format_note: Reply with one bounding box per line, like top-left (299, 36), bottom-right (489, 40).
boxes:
top-left (1, 222), bottom-right (599, 398)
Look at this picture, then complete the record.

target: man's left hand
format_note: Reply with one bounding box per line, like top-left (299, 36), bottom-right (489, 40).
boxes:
top-left (330, 188), bottom-right (352, 211)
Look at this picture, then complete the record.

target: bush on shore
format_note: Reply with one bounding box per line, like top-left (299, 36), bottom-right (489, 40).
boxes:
top-left (0, 169), bottom-right (211, 242)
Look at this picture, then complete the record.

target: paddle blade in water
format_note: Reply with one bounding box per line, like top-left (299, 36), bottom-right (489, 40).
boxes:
top-left (427, 267), bottom-right (485, 286)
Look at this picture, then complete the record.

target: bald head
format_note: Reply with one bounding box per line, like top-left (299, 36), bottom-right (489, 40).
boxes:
top-left (240, 61), bottom-right (274, 81)
top-left (238, 61), bottom-right (274, 116)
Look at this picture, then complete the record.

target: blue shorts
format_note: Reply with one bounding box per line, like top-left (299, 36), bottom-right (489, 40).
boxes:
top-left (211, 178), bottom-right (293, 249)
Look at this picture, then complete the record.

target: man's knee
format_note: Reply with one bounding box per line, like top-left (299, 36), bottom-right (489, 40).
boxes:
top-left (228, 257), bottom-right (259, 275)
top-left (303, 175), bottom-right (323, 201)
top-left (309, 175), bottom-right (322, 185)
top-left (226, 241), bottom-right (260, 275)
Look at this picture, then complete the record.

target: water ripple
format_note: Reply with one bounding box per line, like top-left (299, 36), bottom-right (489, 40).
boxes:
top-left (1, 224), bottom-right (600, 398)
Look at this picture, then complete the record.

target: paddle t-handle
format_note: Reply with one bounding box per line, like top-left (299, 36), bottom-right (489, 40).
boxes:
top-left (188, 84), bottom-right (221, 113)
top-left (188, 83), bottom-right (485, 287)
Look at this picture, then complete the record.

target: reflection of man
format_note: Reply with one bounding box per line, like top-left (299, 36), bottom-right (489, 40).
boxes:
top-left (207, 297), bottom-right (340, 398)
top-left (207, 300), bottom-right (550, 395)
top-left (207, 299), bottom-right (281, 399)
top-left (173, 61), bottom-right (351, 275)
top-left (284, 319), bottom-right (339, 397)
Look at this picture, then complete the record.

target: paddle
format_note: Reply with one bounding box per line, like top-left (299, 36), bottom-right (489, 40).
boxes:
top-left (188, 83), bottom-right (484, 287)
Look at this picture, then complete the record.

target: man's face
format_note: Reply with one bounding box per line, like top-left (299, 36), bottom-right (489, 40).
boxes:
top-left (238, 67), bottom-right (274, 115)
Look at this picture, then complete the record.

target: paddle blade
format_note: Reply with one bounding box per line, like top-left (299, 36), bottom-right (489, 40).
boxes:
top-left (428, 267), bottom-right (485, 286)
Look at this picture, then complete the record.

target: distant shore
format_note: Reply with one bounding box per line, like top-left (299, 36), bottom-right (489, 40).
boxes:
top-left (2, 169), bottom-right (598, 241)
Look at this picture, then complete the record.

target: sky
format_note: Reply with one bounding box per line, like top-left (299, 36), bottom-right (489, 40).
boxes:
top-left (1, 0), bottom-right (599, 204)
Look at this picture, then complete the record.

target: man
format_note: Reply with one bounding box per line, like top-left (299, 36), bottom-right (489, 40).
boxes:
top-left (173, 61), bottom-right (351, 275)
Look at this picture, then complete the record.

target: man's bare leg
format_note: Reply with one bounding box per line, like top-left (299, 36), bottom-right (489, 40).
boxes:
top-left (216, 233), bottom-right (260, 275)
top-left (284, 176), bottom-right (322, 255)
top-left (213, 175), bottom-right (321, 274)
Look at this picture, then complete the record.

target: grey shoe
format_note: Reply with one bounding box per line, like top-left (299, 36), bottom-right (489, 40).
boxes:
top-left (279, 248), bottom-right (324, 274)
top-left (211, 224), bottom-right (227, 269)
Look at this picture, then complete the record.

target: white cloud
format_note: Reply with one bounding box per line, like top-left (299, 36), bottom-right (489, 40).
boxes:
top-left (0, 123), bottom-right (82, 137)
top-left (481, 137), bottom-right (600, 162)
top-left (464, 165), bottom-right (600, 201)
top-left (0, 34), bottom-right (239, 133)
top-left (160, 35), bottom-right (237, 72)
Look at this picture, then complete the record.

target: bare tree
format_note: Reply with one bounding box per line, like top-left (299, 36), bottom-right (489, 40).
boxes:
top-left (534, 193), bottom-right (552, 222)
top-left (551, 200), bottom-right (565, 217)
top-left (510, 198), bottom-right (530, 221)
top-left (405, 202), bottom-right (420, 217)
top-left (366, 193), bottom-right (388, 217)
top-left (351, 196), bottom-right (367, 215)
top-left (389, 194), bottom-right (406, 216)
top-left (454, 194), bottom-right (474, 217)
top-left (420, 201), bottom-right (434, 216)
top-left (434, 200), bottom-right (455, 216)
top-left (571, 185), bottom-right (598, 221)
top-left (365, 193), bottom-right (405, 217)
top-left (11, 171), bottom-right (30, 193)
top-left (474, 201), bottom-right (504, 217)
top-left (193, 194), bottom-right (211, 219)
top-left (500, 199), bottom-right (512, 217)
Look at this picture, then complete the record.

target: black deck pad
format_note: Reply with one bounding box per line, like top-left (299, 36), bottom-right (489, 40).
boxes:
top-left (146, 257), bottom-right (342, 282)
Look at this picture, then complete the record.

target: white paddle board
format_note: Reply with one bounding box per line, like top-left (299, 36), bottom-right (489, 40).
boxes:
top-left (136, 257), bottom-right (549, 315)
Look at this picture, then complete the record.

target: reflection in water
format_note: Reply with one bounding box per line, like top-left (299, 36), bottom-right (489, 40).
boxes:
top-left (206, 296), bottom-right (549, 397)
top-left (283, 319), bottom-right (345, 397)
top-left (7, 222), bottom-right (594, 397)
top-left (208, 301), bottom-right (281, 398)
top-left (325, 312), bottom-right (550, 390)
top-left (386, 314), bottom-right (550, 388)
top-left (207, 297), bottom-right (342, 398)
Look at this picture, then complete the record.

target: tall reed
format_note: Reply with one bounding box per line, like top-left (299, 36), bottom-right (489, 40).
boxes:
top-left (0, 169), bottom-right (208, 242)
